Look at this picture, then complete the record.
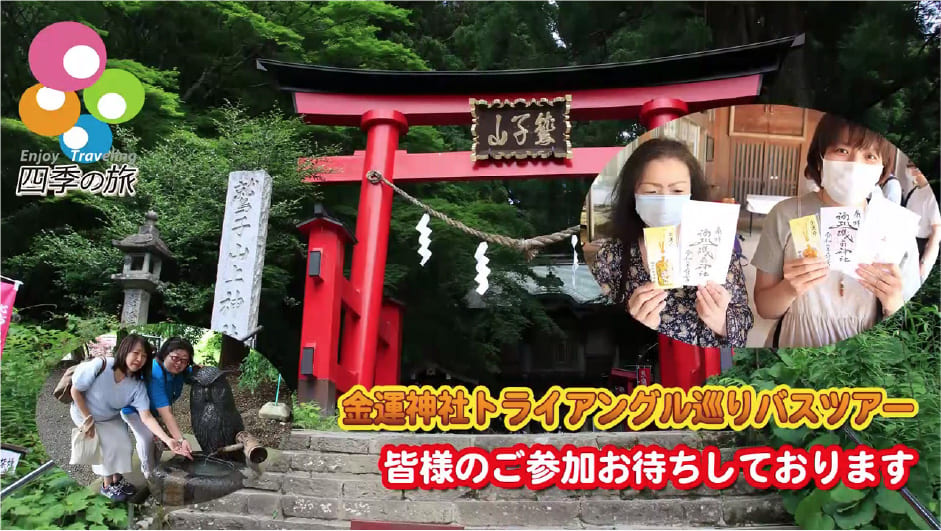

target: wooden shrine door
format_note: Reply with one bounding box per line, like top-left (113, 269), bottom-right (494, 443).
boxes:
top-left (730, 138), bottom-right (803, 204)
top-left (727, 105), bottom-right (812, 204)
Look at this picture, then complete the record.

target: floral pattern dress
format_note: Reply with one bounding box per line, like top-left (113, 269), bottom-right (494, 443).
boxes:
top-left (589, 238), bottom-right (754, 347)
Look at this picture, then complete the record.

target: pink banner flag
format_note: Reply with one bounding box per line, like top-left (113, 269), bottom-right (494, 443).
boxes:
top-left (0, 281), bottom-right (20, 358)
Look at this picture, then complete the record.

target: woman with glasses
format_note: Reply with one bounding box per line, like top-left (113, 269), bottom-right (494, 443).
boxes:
top-left (70, 334), bottom-right (190, 501)
top-left (121, 337), bottom-right (196, 479)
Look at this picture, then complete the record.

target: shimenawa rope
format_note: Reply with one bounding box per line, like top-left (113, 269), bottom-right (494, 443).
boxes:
top-left (366, 170), bottom-right (579, 261)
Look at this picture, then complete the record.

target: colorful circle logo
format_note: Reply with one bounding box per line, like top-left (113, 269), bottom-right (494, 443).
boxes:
top-left (19, 21), bottom-right (143, 162)
top-left (18, 83), bottom-right (81, 136)
top-left (59, 114), bottom-right (114, 163)
top-left (83, 69), bottom-right (145, 124)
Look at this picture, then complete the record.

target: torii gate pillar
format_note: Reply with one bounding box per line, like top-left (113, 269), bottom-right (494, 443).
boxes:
top-left (266, 34), bottom-right (805, 404)
top-left (640, 98), bottom-right (689, 130)
top-left (344, 110), bottom-right (408, 389)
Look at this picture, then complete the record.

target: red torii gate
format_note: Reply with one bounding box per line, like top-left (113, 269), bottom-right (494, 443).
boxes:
top-left (257, 35), bottom-right (804, 409)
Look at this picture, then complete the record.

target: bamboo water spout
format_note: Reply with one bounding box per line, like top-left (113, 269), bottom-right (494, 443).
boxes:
top-left (205, 431), bottom-right (268, 465)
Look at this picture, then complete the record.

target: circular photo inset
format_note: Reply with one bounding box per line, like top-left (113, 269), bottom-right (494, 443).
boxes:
top-left (583, 105), bottom-right (935, 350)
top-left (35, 324), bottom-right (293, 507)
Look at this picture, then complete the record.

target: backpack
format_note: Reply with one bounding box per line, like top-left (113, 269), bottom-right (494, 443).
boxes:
top-left (903, 187), bottom-right (917, 208)
top-left (53, 358), bottom-right (107, 404)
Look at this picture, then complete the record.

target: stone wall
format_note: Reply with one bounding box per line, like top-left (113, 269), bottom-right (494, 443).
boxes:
top-left (167, 430), bottom-right (792, 530)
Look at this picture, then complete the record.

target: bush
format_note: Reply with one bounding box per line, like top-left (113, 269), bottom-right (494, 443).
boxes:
top-left (193, 330), bottom-right (222, 367)
top-left (1, 471), bottom-right (128, 530)
top-left (1, 315), bottom-right (127, 530)
top-left (713, 266), bottom-right (941, 530)
top-left (237, 349), bottom-right (280, 395)
top-left (292, 394), bottom-right (340, 431)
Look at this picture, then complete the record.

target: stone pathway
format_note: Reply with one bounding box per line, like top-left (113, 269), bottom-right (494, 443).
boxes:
top-left (166, 430), bottom-right (795, 530)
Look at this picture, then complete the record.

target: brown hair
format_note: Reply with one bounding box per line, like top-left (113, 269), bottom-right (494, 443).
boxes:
top-left (804, 114), bottom-right (895, 185)
top-left (113, 333), bottom-right (154, 380)
top-left (610, 137), bottom-right (708, 302)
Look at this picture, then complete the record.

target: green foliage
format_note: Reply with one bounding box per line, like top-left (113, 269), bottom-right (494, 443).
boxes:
top-left (238, 349), bottom-right (281, 395)
top-left (1, 470), bottom-right (128, 530)
top-left (5, 104), bottom-right (322, 331)
top-left (130, 322), bottom-right (205, 349)
top-left (311, 2), bottom-right (428, 70)
top-left (602, 3), bottom-right (713, 63)
top-left (292, 394), bottom-right (340, 431)
top-left (0, 5), bottom-right (932, 531)
top-left (194, 330), bottom-right (223, 367)
top-left (713, 266), bottom-right (941, 529)
top-left (2, 0), bottom-right (936, 390)
top-left (1, 316), bottom-right (122, 530)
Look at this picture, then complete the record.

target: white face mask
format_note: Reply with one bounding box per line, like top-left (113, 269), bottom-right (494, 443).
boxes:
top-left (821, 159), bottom-right (884, 205)
top-left (634, 194), bottom-right (691, 227)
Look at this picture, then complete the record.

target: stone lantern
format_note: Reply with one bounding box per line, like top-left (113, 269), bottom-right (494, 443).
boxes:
top-left (111, 211), bottom-right (172, 325)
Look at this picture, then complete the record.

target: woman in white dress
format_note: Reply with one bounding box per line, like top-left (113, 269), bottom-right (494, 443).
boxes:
top-left (752, 114), bottom-right (920, 348)
top-left (903, 161), bottom-right (941, 280)
top-left (70, 334), bottom-right (190, 501)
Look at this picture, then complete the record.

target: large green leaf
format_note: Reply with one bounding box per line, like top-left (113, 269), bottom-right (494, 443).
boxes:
top-left (803, 511), bottom-right (836, 530)
top-left (778, 351), bottom-right (796, 368)
top-left (832, 497), bottom-right (876, 529)
top-left (106, 507), bottom-right (128, 524)
top-left (783, 489), bottom-right (806, 514)
top-left (875, 487), bottom-right (911, 514)
top-left (10, 504), bottom-right (33, 517)
top-left (772, 426), bottom-right (809, 445)
top-left (904, 502), bottom-right (933, 530)
top-left (63, 490), bottom-right (91, 511)
top-left (796, 489), bottom-right (831, 528)
top-left (38, 504), bottom-right (66, 522)
top-left (767, 363), bottom-right (785, 379)
top-left (807, 431), bottom-right (841, 449)
top-left (751, 379), bottom-right (776, 391)
top-left (829, 483), bottom-right (868, 504)
top-left (83, 503), bottom-right (107, 525)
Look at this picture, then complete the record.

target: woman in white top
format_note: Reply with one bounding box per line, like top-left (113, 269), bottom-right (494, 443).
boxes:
top-left (752, 114), bottom-right (919, 348)
top-left (70, 334), bottom-right (190, 501)
top-left (903, 161), bottom-right (941, 279)
top-left (877, 173), bottom-right (902, 205)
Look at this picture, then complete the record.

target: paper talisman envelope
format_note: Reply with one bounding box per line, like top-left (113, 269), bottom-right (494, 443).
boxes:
top-left (789, 214), bottom-right (822, 259)
top-left (678, 200), bottom-right (741, 286)
top-left (853, 194), bottom-right (922, 274)
top-left (820, 206), bottom-right (864, 275)
top-left (643, 226), bottom-right (681, 289)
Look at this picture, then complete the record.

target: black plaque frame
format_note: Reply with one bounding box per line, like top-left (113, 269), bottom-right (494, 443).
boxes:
top-left (470, 95), bottom-right (572, 161)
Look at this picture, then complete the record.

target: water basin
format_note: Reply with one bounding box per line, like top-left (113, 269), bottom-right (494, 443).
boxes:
top-left (151, 454), bottom-right (245, 506)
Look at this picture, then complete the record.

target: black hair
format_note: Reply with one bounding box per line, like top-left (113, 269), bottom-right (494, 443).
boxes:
top-left (609, 138), bottom-right (709, 302)
top-left (156, 336), bottom-right (195, 367)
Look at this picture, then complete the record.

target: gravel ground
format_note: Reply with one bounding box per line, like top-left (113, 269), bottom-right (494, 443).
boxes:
top-left (36, 366), bottom-right (98, 486)
top-left (35, 365), bottom-right (291, 490)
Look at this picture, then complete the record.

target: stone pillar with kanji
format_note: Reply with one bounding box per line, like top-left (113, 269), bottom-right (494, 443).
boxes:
top-left (112, 211), bottom-right (172, 326)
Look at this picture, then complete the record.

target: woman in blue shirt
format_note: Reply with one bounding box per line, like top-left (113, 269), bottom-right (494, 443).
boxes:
top-left (121, 337), bottom-right (195, 478)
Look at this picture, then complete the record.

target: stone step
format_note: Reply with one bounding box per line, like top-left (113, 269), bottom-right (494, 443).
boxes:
top-left (241, 469), bottom-right (770, 501)
top-left (170, 494), bottom-right (789, 529)
top-left (169, 431), bottom-right (793, 529)
top-left (282, 430), bottom-right (741, 454)
top-left (268, 447), bottom-right (766, 496)
top-left (168, 509), bottom-right (348, 530)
